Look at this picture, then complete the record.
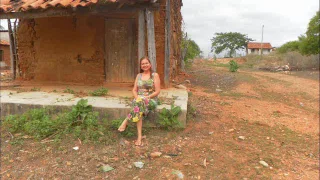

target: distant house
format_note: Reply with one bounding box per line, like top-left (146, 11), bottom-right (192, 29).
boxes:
top-left (0, 30), bottom-right (10, 69)
top-left (247, 42), bottom-right (273, 55)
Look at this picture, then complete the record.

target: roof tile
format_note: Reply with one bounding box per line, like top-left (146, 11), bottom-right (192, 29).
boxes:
top-left (0, 40), bottom-right (10, 45)
top-left (248, 42), bottom-right (272, 49)
top-left (0, 0), bottom-right (153, 13)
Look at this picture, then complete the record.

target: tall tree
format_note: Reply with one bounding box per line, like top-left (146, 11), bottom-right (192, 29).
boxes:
top-left (277, 40), bottom-right (300, 53)
top-left (299, 11), bottom-right (319, 55)
top-left (181, 32), bottom-right (202, 61)
top-left (184, 39), bottom-right (201, 61)
top-left (211, 32), bottom-right (254, 57)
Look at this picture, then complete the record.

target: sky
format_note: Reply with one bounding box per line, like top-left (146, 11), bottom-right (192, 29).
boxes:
top-left (181, 0), bottom-right (319, 57)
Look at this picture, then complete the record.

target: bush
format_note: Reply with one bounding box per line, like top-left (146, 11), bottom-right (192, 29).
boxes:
top-left (3, 109), bottom-right (55, 139)
top-left (229, 60), bottom-right (239, 72)
top-left (277, 41), bottom-right (300, 54)
top-left (3, 99), bottom-right (112, 143)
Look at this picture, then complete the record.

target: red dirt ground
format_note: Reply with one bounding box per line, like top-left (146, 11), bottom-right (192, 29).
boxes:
top-left (1, 59), bottom-right (319, 179)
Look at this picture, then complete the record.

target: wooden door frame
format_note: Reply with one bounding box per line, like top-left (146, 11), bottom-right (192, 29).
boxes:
top-left (104, 17), bottom-right (137, 83)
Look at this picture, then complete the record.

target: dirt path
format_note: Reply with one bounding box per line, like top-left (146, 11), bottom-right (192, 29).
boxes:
top-left (243, 70), bottom-right (319, 97)
top-left (230, 70), bottom-right (319, 135)
top-left (1, 60), bottom-right (319, 179)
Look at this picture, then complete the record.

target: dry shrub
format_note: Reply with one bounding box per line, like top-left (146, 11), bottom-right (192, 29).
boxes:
top-left (284, 52), bottom-right (319, 70)
top-left (244, 51), bottom-right (319, 70)
top-left (244, 52), bottom-right (284, 68)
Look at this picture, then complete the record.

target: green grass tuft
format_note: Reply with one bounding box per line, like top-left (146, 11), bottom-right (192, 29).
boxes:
top-left (90, 88), bottom-right (109, 96)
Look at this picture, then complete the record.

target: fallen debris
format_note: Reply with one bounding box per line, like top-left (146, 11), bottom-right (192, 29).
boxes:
top-left (133, 162), bottom-right (144, 169)
top-left (259, 160), bottom-right (269, 167)
top-left (172, 170), bottom-right (184, 179)
top-left (101, 165), bottom-right (114, 172)
top-left (150, 152), bottom-right (162, 158)
top-left (238, 136), bottom-right (245, 140)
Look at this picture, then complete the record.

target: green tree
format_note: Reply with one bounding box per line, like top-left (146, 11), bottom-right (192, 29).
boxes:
top-left (181, 32), bottom-right (202, 61)
top-left (211, 32), bottom-right (254, 57)
top-left (184, 39), bottom-right (201, 61)
top-left (277, 40), bottom-right (300, 53)
top-left (299, 11), bottom-right (319, 55)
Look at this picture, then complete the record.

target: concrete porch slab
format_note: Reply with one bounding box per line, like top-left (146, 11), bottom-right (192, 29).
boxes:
top-left (0, 89), bottom-right (188, 127)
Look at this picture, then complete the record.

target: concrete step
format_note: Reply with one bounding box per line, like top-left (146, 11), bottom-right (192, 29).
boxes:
top-left (0, 89), bottom-right (188, 127)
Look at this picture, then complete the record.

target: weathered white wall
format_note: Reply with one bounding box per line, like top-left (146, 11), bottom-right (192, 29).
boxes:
top-left (0, 31), bottom-right (9, 42)
top-left (248, 48), bottom-right (272, 55)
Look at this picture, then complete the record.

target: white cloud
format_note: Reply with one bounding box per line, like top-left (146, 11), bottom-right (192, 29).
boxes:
top-left (182, 0), bottom-right (319, 56)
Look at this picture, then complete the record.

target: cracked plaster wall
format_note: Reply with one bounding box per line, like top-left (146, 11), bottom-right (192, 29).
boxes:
top-left (17, 15), bottom-right (105, 84)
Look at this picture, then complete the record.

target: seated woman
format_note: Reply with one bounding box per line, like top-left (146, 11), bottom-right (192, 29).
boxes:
top-left (118, 56), bottom-right (160, 146)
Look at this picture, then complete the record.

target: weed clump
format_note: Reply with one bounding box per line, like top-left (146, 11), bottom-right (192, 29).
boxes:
top-left (110, 119), bottom-right (135, 137)
top-left (4, 108), bottom-right (54, 139)
top-left (30, 87), bottom-right (41, 91)
top-left (63, 87), bottom-right (75, 94)
top-left (3, 99), bottom-right (112, 143)
top-left (229, 60), bottom-right (239, 72)
top-left (90, 87), bottom-right (109, 96)
top-left (3, 99), bottom-right (183, 143)
top-left (158, 104), bottom-right (182, 129)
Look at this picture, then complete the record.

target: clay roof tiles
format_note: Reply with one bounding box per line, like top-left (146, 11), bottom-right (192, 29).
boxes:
top-left (248, 42), bottom-right (272, 49)
top-left (0, 40), bottom-right (10, 45)
top-left (0, 0), bottom-right (154, 13)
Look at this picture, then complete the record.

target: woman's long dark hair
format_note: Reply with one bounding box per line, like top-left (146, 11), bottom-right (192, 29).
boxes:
top-left (139, 56), bottom-right (153, 78)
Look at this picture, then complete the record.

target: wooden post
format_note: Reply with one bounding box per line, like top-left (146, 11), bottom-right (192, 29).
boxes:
top-left (7, 19), bottom-right (16, 79)
top-left (13, 19), bottom-right (19, 77)
top-left (145, 9), bottom-right (156, 71)
top-left (164, 0), bottom-right (171, 87)
top-left (138, 10), bottom-right (145, 73)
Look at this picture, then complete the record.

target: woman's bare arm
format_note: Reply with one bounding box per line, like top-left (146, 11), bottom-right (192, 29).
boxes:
top-left (148, 73), bottom-right (160, 98)
top-left (132, 74), bottom-right (139, 99)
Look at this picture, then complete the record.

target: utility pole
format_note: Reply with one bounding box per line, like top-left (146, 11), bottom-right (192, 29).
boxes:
top-left (260, 25), bottom-right (264, 60)
top-left (245, 34), bottom-right (249, 55)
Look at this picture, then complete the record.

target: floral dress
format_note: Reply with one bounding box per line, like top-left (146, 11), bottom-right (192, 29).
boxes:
top-left (127, 73), bottom-right (158, 122)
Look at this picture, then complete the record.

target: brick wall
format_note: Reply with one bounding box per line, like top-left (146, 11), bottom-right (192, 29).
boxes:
top-left (17, 15), bottom-right (105, 84)
top-left (170, 0), bottom-right (182, 78)
top-left (154, 0), bottom-right (182, 84)
top-left (0, 45), bottom-right (11, 69)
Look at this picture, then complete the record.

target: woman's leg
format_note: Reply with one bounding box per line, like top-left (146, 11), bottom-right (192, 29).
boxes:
top-left (118, 119), bottom-right (128, 132)
top-left (135, 118), bottom-right (143, 146)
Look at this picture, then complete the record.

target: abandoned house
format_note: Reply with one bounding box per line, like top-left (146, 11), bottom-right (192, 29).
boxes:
top-left (0, 29), bottom-right (10, 69)
top-left (247, 42), bottom-right (273, 55)
top-left (0, 0), bottom-right (183, 87)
